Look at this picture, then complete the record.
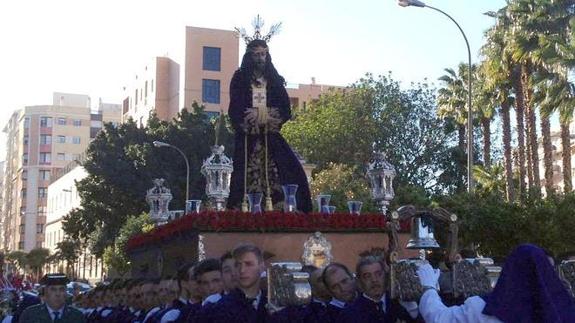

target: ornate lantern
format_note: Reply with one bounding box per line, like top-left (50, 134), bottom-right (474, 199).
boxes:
top-left (145, 178), bottom-right (172, 226)
top-left (366, 151), bottom-right (396, 215)
top-left (201, 145), bottom-right (233, 211)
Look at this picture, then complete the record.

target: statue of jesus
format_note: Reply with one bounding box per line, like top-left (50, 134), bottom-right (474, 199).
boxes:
top-left (227, 18), bottom-right (312, 213)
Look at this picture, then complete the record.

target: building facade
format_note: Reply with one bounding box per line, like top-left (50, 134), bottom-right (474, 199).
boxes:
top-left (122, 57), bottom-right (180, 126)
top-left (123, 26), bottom-right (343, 124)
top-left (1, 93), bottom-right (121, 252)
top-left (44, 163), bottom-right (103, 283)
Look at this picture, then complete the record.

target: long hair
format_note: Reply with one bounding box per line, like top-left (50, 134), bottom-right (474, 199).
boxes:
top-left (239, 40), bottom-right (285, 87)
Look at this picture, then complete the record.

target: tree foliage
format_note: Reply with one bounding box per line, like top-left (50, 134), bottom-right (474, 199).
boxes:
top-left (310, 163), bottom-right (377, 213)
top-left (63, 103), bottom-right (233, 257)
top-left (438, 192), bottom-right (575, 260)
top-left (51, 240), bottom-right (81, 278)
top-left (283, 73), bottom-right (459, 194)
top-left (6, 251), bottom-right (27, 272)
top-left (26, 248), bottom-right (50, 279)
top-left (103, 213), bottom-right (153, 277)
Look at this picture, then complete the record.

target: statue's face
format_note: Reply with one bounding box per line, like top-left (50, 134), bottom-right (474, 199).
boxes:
top-left (250, 46), bottom-right (268, 71)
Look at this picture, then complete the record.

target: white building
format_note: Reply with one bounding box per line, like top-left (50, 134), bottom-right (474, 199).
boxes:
top-left (44, 160), bottom-right (103, 283)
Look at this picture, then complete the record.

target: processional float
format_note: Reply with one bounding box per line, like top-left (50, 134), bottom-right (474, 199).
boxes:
top-left (144, 143), bottom-right (511, 306)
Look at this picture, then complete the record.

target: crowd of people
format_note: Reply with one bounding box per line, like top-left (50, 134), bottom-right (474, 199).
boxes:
top-left (4, 243), bottom-right (575, 322)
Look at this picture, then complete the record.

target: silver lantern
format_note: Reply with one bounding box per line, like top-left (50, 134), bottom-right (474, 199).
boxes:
top-left (367, 151), bottom-right (396, 215)
top-left (267, 262), bottom-right (311, 308)
top-left (146, 178), bottom-right (173, 226)
top-left (201, 145), bottom-right (233, 211)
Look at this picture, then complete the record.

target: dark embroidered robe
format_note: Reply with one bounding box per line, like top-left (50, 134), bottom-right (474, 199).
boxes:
top-left (227, 69), bottom-right (312, 213)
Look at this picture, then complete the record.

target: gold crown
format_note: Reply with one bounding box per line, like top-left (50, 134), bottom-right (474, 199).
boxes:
top-left (235, 15), bottom-right (282, 45)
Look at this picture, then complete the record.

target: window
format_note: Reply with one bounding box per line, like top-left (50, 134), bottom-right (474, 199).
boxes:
top-left (19, 225), bottom-right (25, 234)
top-left (57, 118), bottom-right (66, 125)
top-left (40, 134), bottom-right (52, 145)
top-left (135, 89), bottom-right (138, 105)
top-left (36, 224), bottom-right (43, 234)
top-left (22, 170), bottom-right (27, 180)
top-left (23, 117), bottom-right (30, 128)
top-left (57, 153), bottom-right (65, 161)
top-left (20, 188), bottom-right (26, 198)
top-left (18, 241), bottom-right (24, 250)
top-left (38, 188), bottom-right (47, 198)
top-left (57, 135), bottom-right (66, 143)
top-left (40, 117), bottom-right (52, 128)
top-left (72, 136), bottom-right (81, 144)
top-left (22, 153), bottom-right (28, 165)
top-left (38, 206), bottom-right (47, 214)
top-left (151, 79), bottom-right (154, 92)
top-left (72, 154), bottom-right (81, 161)
top-left (39, 170), bottom-right (50, 181)
top-left (145, 81), bottom-right (148, 98)
top-left (23, 135), bottom-right (29, 145)
top-left (202, 79), bottom-right (220, 104)
top-left (203, 47), bottom-right (221, 71)
top-left (73, 119), bottom-right (82, 127)
top-left (39, 152), bottom-right (51, 164)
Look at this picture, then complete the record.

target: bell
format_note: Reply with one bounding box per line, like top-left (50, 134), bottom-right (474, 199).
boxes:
top-left (406, 215), bottom-right (440, 249)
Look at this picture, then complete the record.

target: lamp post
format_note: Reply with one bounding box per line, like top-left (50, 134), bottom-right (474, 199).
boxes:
top-left (398, 0), bottom-right (474, 192)
top-left (153, 141), bottom-right (190, 203)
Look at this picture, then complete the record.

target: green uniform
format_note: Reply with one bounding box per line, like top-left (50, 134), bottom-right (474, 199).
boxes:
top-left (19, 303), bottom-right (86, 323)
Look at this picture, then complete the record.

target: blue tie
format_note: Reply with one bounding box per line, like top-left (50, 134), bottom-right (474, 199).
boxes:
top-left (53, 311), bottom-right (60, 322)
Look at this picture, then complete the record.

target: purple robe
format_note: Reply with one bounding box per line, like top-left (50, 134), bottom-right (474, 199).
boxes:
top-left (227, 69), bottom-right (312, 213)
top-left (481, 244), bottom-right (575, 323)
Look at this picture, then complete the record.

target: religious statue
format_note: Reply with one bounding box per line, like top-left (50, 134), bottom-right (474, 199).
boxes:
top-left (227, 16), bottom-right (312, 212)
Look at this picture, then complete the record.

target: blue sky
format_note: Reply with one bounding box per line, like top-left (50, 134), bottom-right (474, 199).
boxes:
top-left (0, 0), bottom-right (507, 158)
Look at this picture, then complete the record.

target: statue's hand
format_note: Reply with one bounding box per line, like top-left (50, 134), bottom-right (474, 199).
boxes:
top-left (243, 108), bottom-right (260, 134)
top-left (267, 107), bottom-right (282, 132)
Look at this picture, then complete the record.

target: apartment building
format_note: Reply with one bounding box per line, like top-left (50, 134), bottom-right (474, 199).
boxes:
top-left (122, 57), bottom-right (180, 126)
top-left (123, 26), bottom-right (342, 124)
top-left (1, 93), bottom-right (121, 252)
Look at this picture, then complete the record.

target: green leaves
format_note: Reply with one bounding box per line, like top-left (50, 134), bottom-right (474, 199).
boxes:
top-left (439, 191), bottom-right (575, 259)
top-left (103, 213), bottom-right (152, 276)
top-left (62, 102), bottom-right (233, 257)
top-left (283, 73), bottom-right (455, 194)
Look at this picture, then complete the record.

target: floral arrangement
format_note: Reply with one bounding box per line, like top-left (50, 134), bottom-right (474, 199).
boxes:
top-left (126, 211), bottom-right (410, 252)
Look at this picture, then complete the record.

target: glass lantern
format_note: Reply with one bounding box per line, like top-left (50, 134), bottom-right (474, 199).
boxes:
top-left (201, 145), bottom-right (233, 211)
top-left (367, 151), bottom-right (396, 216)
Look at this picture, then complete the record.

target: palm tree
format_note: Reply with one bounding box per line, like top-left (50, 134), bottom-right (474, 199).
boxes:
top-left (481, 10), bottom-right (519, 200)
top-left (472, 164), bottom-right (506, 197)
top-left (506, 0), bottom-right (544, 195)
top-left (534, 0), bottom-right (575, 193)
top-left (437, 66), bottom-right (468, 153)
top-left (512, 0), bottom-right (575, 195)
top-left (473, 67), bottom-right (495, 168)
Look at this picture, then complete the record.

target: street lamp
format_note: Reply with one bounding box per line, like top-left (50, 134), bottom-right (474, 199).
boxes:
top-left (153, 141), bottom-right (190, 203)
top-left (398, 0), bottom-right (474, 192)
